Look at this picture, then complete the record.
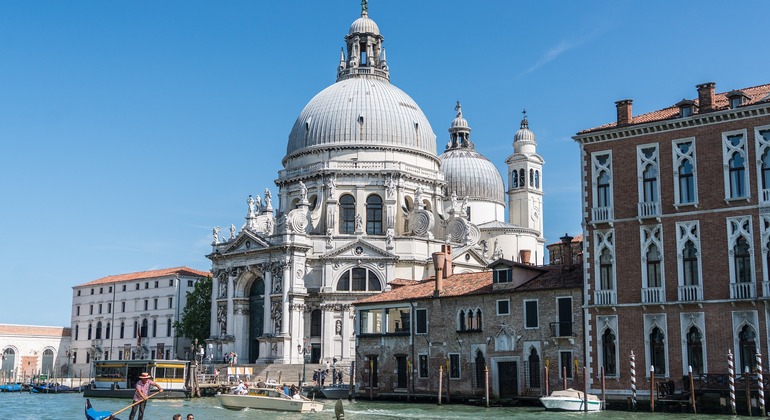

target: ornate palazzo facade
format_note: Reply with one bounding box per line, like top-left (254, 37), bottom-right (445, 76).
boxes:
top-left (207, 5), bottom-right (545, 365)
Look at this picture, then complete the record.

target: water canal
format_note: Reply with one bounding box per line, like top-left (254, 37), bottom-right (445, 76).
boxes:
top-left (0, 393), bottom-right (746, 420)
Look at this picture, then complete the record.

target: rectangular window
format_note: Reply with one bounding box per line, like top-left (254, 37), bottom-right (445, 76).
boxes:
top-left (77, 290), bottom-right (81, 296)
top-left (144, 300), bottom-right (148, 311)
top-left (415, 308), bottom-right (428, 334)
top-left (167, 319), bottom-right (172, 336)
top-left (98, 304), bottom-right (102, 314)
top-left (418, 354), bottom-right (429, 378)
top-left (107, 303), bottom-right (111, 314)
top-left (99, 287), bottom-right (103, 294)
top-left (86, 352), bottom-right (90, 364)
top-left (449, 353), bottom-right (461, 379)
top-left (168, 297), bottom-right (173, 309)
top-left (89, 305), bottom-right (93, 315)
top-left (108, 286), bottom-right (112, 293)
top-left (91, 288), bottom-right (94, 295)
top-left (136, 283), bottom-right (139, 290)
top-left (386, 307), bottom-right (410, 333)
top-left (188, 280), bottom-right (194, 287)
top-left (76, 306), bottom-right (80, 316)
top-left (144, 282), bottom-right (149, 289)
top-left (73, 351), bottom-right (77, 364)
top-left (169, 279), bottom-right (173, 287)
top-left (122, 285), bottom-right (126, 292)
top-left (560, 351), bottom-right (573, 378)
top-left (524, 300), bottom-right (538, 328)
top-left (121, 302), bottom-right (125, 312)
top-left (359, 309), bottom-right (383, 334)
top-left (154, 280), bottom-right (159, 288)
top-left (153, 299), bottom-right (158, 310)
top-left (496, 299), bottom-right (510, 315)
top-left (493, 269), bottom-right (512, 283)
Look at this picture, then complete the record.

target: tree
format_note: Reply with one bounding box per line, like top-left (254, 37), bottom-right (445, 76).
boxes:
top-left (174, 276), bottom-right (212, 343)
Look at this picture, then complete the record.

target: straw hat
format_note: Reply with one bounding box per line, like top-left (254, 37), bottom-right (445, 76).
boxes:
top-left (138, 372), bottom-right (152, 379)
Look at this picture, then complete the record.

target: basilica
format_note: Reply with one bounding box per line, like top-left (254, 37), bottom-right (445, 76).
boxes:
top-left (206, 4), bottom-right (545, 365)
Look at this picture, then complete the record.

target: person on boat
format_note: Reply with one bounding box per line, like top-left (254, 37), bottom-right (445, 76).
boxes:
top-left (232, 380), bottom-right (247, 395)
top-left (129, 372), bottom-right (163, 420)
top-left (256, 378), bottom-right (265, 388)
top-left (186, 415), bottom-right (194, 420)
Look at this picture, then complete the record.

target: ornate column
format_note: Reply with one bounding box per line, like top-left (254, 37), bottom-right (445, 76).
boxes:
top-left (226, 269), bottom-right (237, 337)
top-left (341, 304), bottom-right (351, 360)
top-left (281, 260), bottom-right (290, 337)
top-left (263, 268), bottom-right (272, 335)
top-left (210, 273), bottom-right (220, 337)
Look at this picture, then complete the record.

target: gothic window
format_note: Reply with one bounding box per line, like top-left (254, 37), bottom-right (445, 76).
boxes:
top-left (646, 244), bottom-right (662, 288)
top-left (597, 171), bottom-right (610, 207)
top-left (601, 329), bottom-right (617, 376)
top-left (739, 325), bottom-right (757, 373)
top-left (674, 139), bottom-right (697, 205)
top-left (762, 150), bottom-right (770, 192)
top-left (638, 145), bottom-right (659, 203)
top-left (339, 194), bottom-right (356, 234)
top-left (593, 152), bottom-right (613, 210)
top-left (734, 236), bottom-right (751, 283)
top-left (310, 309), bottom-right (321, 337)
top-left (599, 248), bottom-right (613, 290)
top-left (683, 241), bottom-right (699, 286)
top-left (686, 326), bottom-right (704, 376)
top-left (366, 195), bottom-right (383, 235)
top-left (528, 348), bottom-right (541, 388)
top-left (650, 327), bottom-right (666, 375)
top-left (475, 350), bottom-right (486, 388)
top-left (757, 128), bottom-right (770, 201)
top-left (476, 309), bottom-right (483, 330)
top-left (723, 131), bottom-right (749, 199)
top-left (458, 310), bottom-right (466, 331)
top-left (643, 164), bottom-right (658, 202)
top-left (336, 268), bottom-right (382, 292)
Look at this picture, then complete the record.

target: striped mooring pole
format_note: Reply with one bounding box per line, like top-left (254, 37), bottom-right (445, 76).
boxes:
top-left (757, 352), bottom-right (766, 416)
top-left (728, 349), bottom-right (736, 415)
top-left (630, 351), bottom-right (637, 411)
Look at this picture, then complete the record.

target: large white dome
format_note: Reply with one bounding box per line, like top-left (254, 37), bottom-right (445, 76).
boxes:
top-left (284, 77), bottom-right (437, 163)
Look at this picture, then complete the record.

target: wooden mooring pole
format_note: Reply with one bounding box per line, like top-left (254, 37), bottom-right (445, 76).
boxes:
top-left (650, 366), bottom-right (655, 413)
top-left (437, 364), bottom-right (443, 406)
top-left (688, 365), bottom-right (696, 414)
top-left (484, 365), bottom-right (489, 408)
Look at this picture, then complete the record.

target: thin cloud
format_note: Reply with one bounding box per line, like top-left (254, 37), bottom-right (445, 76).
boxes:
top-left (519, 40), bottom-right (580, 76)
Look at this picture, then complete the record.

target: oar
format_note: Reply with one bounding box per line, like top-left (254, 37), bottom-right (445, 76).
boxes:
top-left (110, 391), bottom-right (162, 418)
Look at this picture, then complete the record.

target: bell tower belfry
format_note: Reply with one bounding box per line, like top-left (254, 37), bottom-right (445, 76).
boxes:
top-left (506, 111), bottom-right (544, 238)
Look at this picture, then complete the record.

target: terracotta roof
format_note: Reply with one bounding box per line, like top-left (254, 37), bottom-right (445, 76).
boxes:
top-left (354, 265), bottom-right (582, 306)
top-left (0, 324), bottom-right (71, 337)
top-left (76, 266), bottom-right (211, 287)
top-left (546, 234), bottom-right (583, 247)
top-left (578, 83), bottom-right (770, 134)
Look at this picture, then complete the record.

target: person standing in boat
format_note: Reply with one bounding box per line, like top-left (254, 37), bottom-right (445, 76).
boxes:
top-left (129, 372), bottom-right (163, 420)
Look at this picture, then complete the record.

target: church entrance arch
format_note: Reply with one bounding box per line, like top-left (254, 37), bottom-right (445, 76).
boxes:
top-left (248, 279), bottom-right (265, 363)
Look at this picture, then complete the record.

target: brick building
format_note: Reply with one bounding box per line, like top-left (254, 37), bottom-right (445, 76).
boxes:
top-left (573, 82), bottom-right (770, 398)
top-left (353, 245), bottom-right (582, 401)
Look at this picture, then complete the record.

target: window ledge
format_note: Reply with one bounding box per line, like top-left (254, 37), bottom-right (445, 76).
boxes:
top-left (724, 197), bottom-right (750, 204)
top-left (456, 329), bottom-right (483, 334)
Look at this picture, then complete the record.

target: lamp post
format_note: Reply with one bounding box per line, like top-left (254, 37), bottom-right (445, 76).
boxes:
top-left (297, 344), bottom-right (309, 385)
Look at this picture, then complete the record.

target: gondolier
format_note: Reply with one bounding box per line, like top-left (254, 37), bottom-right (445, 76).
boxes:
top-left (129, 372), bottom-right (163, 420)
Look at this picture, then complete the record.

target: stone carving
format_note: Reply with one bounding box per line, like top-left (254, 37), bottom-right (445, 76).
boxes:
top-left (415, 186), bottom-right (424, 209)
top-left (355, 214), bottom-right (363, 232)
top-left (460, 196), bottom-right (469, 218)
top-left (326, 176), bottom-right (337, 199)
top-left (299, 181), bottom-right (308, 203)
top-left (493, 239), bottom-right (503, 259)
top-left (229, 224), bottom-right (236, 240)
top-left (264, 188), bottom-right (273, 211)
top-left (480, 240), bottom-right (489, 258)
top-left (217, 304), bottom-right (227, 336)
top-left (449, 191), bottom-right (458, 214)
top-left (247, 195), bottom-right (256, 216)
top-left (271, 302), bottom-right (282, 332)
top-left (386, 205), bottom-right (394, 229)
top-left (447, 217), bottom-right (469, 243)
top-left (212, 226), bottom-right (220, 244)
top-left (335, 320), bottom-right (342, 335)
top-left (286, 208), bottom-right (309, 233)
top-left (411, 209), bottom-right (434, 237)
top-left (384, 174), bottom-right (395, 198)
top-left (386, 228), bottom-right (394, 248)
top-left (218, 273), bottom-right (228, 298)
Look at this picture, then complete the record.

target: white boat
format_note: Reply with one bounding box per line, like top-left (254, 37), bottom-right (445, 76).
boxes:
top-left (216, 387), bottom-right (324, 413)
top-left (320, 383), bottom-right (354, 399)
top-left (539, 388), bottom-right (603, 412)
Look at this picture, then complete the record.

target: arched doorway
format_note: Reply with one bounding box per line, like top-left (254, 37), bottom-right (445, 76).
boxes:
top-left (1, 348), bottom-right (15, 376)
top-left (249, 279), bottom-right (265, 363)
top-left (42, 349), bottom-right (54, 376)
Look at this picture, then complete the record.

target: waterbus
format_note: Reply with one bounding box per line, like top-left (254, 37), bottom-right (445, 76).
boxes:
top-left (83, 359), bottom-right (190, 399)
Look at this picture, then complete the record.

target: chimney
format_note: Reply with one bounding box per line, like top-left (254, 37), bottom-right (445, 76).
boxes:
top-left (432, 252), bottom-right (446, 296)
top-left (443, 244), bottom-right (453, 278)
top-left (615, 99), bottom-right (633, 126)
top-left (519, 249), bottom-right (531, 265)
top-left (696, 82), bottom-right (716, 113)
top-left (560, 233), bottom-right (574, 267)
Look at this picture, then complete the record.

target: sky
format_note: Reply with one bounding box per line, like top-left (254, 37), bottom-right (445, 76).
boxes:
top-left (2, 0), bottom-right (770, 327)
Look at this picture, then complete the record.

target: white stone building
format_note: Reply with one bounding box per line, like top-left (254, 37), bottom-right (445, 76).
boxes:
top-left (207, 5), bottom-right (545, 366)
top-left (69, 267), bottom-right (210, 375)
top-left (0, 324), bottom-right (71, 382)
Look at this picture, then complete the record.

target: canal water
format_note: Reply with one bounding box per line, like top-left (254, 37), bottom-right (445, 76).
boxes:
top-left (0, 392), bottom-right (743, 419)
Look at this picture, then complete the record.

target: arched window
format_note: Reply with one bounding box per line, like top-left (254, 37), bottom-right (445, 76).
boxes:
top-left (336, 268), bottom-right (382, 292)
top-left (729, 151), bottom-right (746, 198)
top-left (643, 163), bottom-right (658, 202)
top-left (739, 325), bottom-right (757, 373)
top-left (601, 329), bottom-right (616, 376)
top-left (599, 248), bottom-right (613, 290)
top-left (762, 150), bottom-right (770, 191)
top-left (476, 309), bottom-right (483, 330)
top-left (41, 349), bottom-right (54, 376)
top-left (310, 310), bottom-right (321, 337)
top-left (105, 322), bottom-right (111, 340)
top-left (95, 321), bottom-right (102, 340)
top-left (528, 348), bottom-right (541, 387)
top-left (650, 327), bottom-right (666, 375)
top-left (686, 326), bottom-right (704, 376)
top-left (120, 322), bottom-right (125, 339)
top-left (152, 319), bottom-right (157, 338)
top-left (339, 194), bottom-right (356, 234)
top-left (534, 170), bottom-right (540, 189)
top-left (683, 241), bottom-right (699, 286)
top-left (141, 319), bottom-right (149, 338)
top-left (2, 348), bottom-right (16, 373)
top-left (734, 236), bottom-right (751, 283)
top-left (519, 169), bottom-right (525, 188)
top-left (529, 169), bottom-right (534, 187)
top-left (467, 310), bottom-right (475, 330)
top-left (475, 350), bottom-right (486, 389)
top-left (597, 170), bottom-right (610, 207)
top-left (646, 244), bottom-right (661, 288)
top-left (458, 311), bottom-right (466, 331)
top-left (678, 157), bottom-right (695, 203)
top-left (366, 195), bottom-right (383, 235)
top-left (88, 323), bottom-right (93, 340)
top-left (512, 171), bottom-right (518, 188)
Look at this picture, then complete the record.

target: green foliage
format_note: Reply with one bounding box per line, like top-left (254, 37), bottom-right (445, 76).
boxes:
top-left (173, 276), bottom-right (212, 343)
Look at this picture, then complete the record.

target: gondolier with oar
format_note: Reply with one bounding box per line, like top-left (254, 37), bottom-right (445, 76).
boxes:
top-left (129, 372), bottom-right (163, 420)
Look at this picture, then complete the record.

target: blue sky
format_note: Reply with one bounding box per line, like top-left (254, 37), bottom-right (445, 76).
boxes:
top-left (2, 0), bottom-right (769, 326)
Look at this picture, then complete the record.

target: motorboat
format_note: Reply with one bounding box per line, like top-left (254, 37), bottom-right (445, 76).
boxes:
top-left (539, 388), bottom-right (602, 411)
top-left (320, 383), bottom-right (354, 399)
top-left (216, 387), bottom-right (324, 413)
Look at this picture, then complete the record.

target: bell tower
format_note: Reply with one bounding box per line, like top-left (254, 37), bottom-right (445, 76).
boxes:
top-left (506, 111), bottom-right (544, 238)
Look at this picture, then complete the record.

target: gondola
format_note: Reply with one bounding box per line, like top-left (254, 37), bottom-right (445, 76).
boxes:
top-left (31, 383), bottom-right (83, 393)
top-left (85, 399), bottom-right (119, 420)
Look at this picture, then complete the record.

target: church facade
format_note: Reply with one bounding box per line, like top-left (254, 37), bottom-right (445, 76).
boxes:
top-left (206, 5), bottom-right (545, 366)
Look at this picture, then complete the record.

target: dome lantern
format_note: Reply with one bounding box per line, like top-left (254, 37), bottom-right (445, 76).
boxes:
top-left (338, 0), bottom-right (389, 82)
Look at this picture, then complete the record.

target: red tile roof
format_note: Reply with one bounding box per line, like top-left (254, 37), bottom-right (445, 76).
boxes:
top-left (77, 266), bottom-right (210, 287)
top-left (0, 324), bottom-right (71, 337)
top-left (354, 265), bottom-right (582, 306)
top-left (579, 83), bottom-right (770, 134)
top-left (546, 234), bottom-right (583, 247)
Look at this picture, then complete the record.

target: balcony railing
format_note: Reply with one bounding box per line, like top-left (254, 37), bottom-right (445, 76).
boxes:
top-left (594, 289), bottom-right (617, 305)
top-left (678, 284), bottom-right (703, 302)
top-left (641, 286), bottom-right (665, 303)
top-left (638, 201), bottom-right (661, 219)
top-left (730, 282), bottom-right (756, 299)
top-left (592, 207), bottom-right (613, 223)
top-left (549, 322), bottom-right (574, 337)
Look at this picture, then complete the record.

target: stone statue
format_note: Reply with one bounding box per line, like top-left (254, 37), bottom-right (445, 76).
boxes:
top-left (414, 186), bottom-right (423, 208)
top-left (335, 320), bottom-right (342, 335)
top-left (217, 305), bottom-right (227, 335)
top-left (386, 228), bottom-right (394, 247)
top-left (255, 195), bottom-right (262, 212)
top-left (355, 214), bottom-right (363, 232)
top-left (264, 188), bottom-right (273, 210)
top-left (265, 217), bottom-right (274, 234)
top-left (450, 191), bottom-right (458, 212)
top-left (247, 195), bottom-right (255, 216)
top-left (299, 181), bottom-right (308, 203)
top-left (461, 196), bottom-right (469, 217)
top-left (229, 224), bottom-right (236, 240)
top-left (493, 239), bottom-right (503, 259)
top-left (384, 174), bottom-right (394, 198)
top-left (327, 176), bottom-right (337, 199)
top-left (212, 226), bottom-right (221, 244)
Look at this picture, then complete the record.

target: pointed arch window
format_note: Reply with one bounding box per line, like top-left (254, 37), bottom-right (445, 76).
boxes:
top-left (601, 329), bottom-right (617, 376)
top-left (366, 195), bottom-right (383, 235)
top-left (599, 248), bottom-right (613, 290)
top-left (729, 151), bottom-right (747, 198)
top-left (597, 171), bottom-right (611, 208)
top-left (734, 236), bottom-right (751, 283)
top-left (686, 326), bottom-right (704, 375)
top-left (646, 244), bottom-right (662, 288)
top-left (643, 163), bottom-right (658, 202)
top-left (683, 241), bottom-right (699, 286)
top-left (476, 309), bottom-right (483, 330)
top-left (650, 327), bottom-right (666, 375)
top-left (458, 311), bottom-right (466, 331)
top-left (88, 323), bottom-right (93, 340)
top-left (762, 149), bottom-right (770, 192)
top-left (340, 194), bottom-right (356, 234)
top-left (528, 348), bottom-right (541, 387)
top-left (475, 350), bottom-right (486, 389)
top-left (739, 325), bottom-right (757, 373)
top-left (723, 132), bottom-right (749, 199)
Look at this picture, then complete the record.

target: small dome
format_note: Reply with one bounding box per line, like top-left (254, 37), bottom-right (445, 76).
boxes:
top-left (350, 16), bottom-right (380, 35)
top-left (440, 149), bottom-right (505, 204)
top-left (451, 115), bottom-right (469, 129)
top-left (514, 116), bottom-right (536, 143)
